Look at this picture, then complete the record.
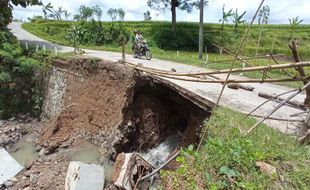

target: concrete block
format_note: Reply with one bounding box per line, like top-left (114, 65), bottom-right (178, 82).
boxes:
top-left (65, 161), bottom-right (105, 190)
top-left (0, 148), bottom-right (24, 184)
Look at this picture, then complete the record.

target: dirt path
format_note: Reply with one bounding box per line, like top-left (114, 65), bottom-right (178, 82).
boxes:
top-left (9, 22), bottom-right (307, 136)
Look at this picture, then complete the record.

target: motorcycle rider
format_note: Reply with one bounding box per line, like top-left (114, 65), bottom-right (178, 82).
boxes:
top-left (135, 30), bottom-right (145, 55)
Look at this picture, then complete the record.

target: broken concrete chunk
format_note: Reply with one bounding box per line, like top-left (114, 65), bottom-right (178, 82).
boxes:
top-left (0, 148), bottom-right (24, 184)
top-left (112, 153), bottom-right (153, 190)
top-left (65, 161), bottom-right (105, 190)
top-left (112, 153), bottom-right (135, 190)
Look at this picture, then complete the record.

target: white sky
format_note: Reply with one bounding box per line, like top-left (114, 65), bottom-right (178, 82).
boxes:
top-left (13, 0), bottom-right (310, 24)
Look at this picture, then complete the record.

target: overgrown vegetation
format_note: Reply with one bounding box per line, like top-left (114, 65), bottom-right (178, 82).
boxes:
top-left (161, 108), bottom-right (310, 189)
top-left (22, 20), bottom-right (310, 58)
top-left (0, 0), bottom-right (52, 119)
top-left (0, 30), bottom-right (52, 118)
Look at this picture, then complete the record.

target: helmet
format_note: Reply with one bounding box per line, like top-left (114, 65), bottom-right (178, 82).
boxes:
top-left (134, 29), bottom-right (138, 33)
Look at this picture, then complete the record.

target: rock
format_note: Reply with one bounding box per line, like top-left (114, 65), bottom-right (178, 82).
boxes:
top-left (38, 148), bottom-right (45, 156)
top-left (25, 161), bottom-right (34, 170)
top-left (3, 180), bottom-right (14, 188)
top-left (36, 145), bottom-right (42, 152)
top-left (23, 187), bottom-right (33, 190)
top-left (45, 142), bottom-right (59, 155)
top-left (256, 161), bottom-right (278, 178)
top-left (65, 161), bottom-right (105, 190)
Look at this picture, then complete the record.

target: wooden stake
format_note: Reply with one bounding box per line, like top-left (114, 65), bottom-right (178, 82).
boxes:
top-left (289, 40), bottom-right (310, 107)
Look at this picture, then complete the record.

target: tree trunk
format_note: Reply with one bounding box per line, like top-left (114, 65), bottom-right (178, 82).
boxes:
top-left (289, 40), bottom-right (310, 107)
top-left (255, 28), bottom-right (262, 56)
top-left (198, 0), bottom-right (204, 59)
top-left (171, 0), bottom-right (177, 37)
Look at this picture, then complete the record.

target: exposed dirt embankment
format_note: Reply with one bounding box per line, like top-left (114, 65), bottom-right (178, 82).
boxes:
top-left (38, 58), bottom-right (210, 160)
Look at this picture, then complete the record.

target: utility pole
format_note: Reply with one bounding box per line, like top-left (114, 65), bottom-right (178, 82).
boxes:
top-left (198, 0), bottom-right (204, 59)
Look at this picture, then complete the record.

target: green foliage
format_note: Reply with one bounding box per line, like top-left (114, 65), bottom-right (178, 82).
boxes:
top-left (219, 4), bottom-right (234, 47)
top-left (0, 0), bottom-right (41, 29)
top-left (107, 8), bottom-right (126, 21)
top-left (144, 11), bottom-right (152, 21)
top-left (0, 29), bottom-right (51, 118)
top-left (22, 20), bottom-right (310, 59)
top-left (161, 108), bottom-right (310, 189)
top-left (288, 16), bottom-right (303, 41)
top-left (42, 2), bottom-right (53, 19)
top-left (232, 9), bottom-right (246, 39)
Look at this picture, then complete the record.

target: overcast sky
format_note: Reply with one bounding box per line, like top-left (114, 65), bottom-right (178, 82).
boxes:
top-left (13, 0), bottom-right (310, 24)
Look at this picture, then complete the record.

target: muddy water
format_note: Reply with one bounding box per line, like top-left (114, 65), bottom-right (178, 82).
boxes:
top-left (10, 133), bottom-right (38, 166)
top-left (70, 142), bottom-right (114, 183)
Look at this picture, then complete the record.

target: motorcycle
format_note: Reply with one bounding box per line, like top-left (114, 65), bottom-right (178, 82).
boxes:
top-left (133, 41), bottom-right (152, 60)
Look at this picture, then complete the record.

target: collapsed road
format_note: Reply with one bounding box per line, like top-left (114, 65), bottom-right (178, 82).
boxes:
top-left (1, 58), bottom-right (211, 190)
top-left (9, 22), bottom-right (308, 136)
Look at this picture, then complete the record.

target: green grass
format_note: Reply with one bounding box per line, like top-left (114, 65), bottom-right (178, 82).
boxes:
top-left (21, 21), bottom-right (309, 88)
top-left (161, 107), bottom-right (310, 190)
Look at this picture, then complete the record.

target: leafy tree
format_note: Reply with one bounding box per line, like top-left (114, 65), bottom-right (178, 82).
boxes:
top-left (49, 6), bottom-right (66, 20)
top-left (232, 9), bottom-right (246, 39)
top-left (41, 2), bottom-right (53, 19)
top-left (144, 10), bottom-right (152, 21)
top-left (0, 0), bottom-right (41, 28)
top-left (219, 4), bottom-right (233, 48)
top-left (92, 5), bottom-right (103, 21)
top-left (255, 5), bottom-right (270, 56)
top-left (79, 5), bottom-right (94, 20)
top-left (147, 0), bottom-right (207, 36)
top-left (288, 16), bottom-right (303, 41)
top-left (66, 24), bottom-right (85, 53)
top-left (107, 8), bottom-right (126, 21)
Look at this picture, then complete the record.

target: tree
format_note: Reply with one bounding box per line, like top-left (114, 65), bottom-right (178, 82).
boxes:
top-left (255, 5), bottom-right (270, 56)
top-left (219, 4), bottom-right (233, 49)
top-left (107, 8), bottom-right (126, 21)
top-left (49, 6), bottom-right (66, 20)
top-left (288, 16), bottom-right (303, 41)
top-left (92, 5), bottom-right (103, 21)
top-left (232, 9), bottom-right (246, 39)
top-left (144, 11), bottom-right (152, 21)
top-left (42, 2), bottom-right (53, 19)
top-left (0, 0), bottom-right (41, 29)
top-left (147, 0), bottom-right (207, 36)
top-left (198, 0), bottom-right (204, 59)
top-left (79, 5), bottom-right (94, 20)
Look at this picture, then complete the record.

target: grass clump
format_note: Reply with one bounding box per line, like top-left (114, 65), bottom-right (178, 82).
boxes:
top-left (161, 107), bottom-right (310, 189)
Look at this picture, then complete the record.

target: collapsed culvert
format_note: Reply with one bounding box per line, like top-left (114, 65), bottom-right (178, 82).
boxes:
top-left (39, 58), bottom-right (211, 164)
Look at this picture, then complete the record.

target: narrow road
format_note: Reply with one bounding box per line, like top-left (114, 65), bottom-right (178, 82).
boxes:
top-left (9, 22), bottom-right (307, 136)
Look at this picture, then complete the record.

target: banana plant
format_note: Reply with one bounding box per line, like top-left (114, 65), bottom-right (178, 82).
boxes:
top-left (288, 16), bottom-right (303, 41)
top-left (42, 2), bottom-right (53, 19)
top-left (255, 5), bottom-right (270, 56)
top-left (232, 9), bottom-right (246, 39)
top-left (219, 4), bottom-right (233, 51)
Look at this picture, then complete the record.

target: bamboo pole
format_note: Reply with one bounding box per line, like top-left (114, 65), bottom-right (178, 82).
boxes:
top-left (166, 62), bottom-right (310, 77)
top-left (127, 60), bottom-right (310, 78)
top-left (244, 82), bottom-right (310, 135)
top-left (212, 43), bottom-right (273, 79)
top-left (245, 89), bottom-right (299, 118)
top-left (258, 92), bottom-right (305, 110)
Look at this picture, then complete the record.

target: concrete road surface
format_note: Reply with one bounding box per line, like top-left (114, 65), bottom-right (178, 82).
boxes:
top-left (9, 22), bottom-right (308, 136)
